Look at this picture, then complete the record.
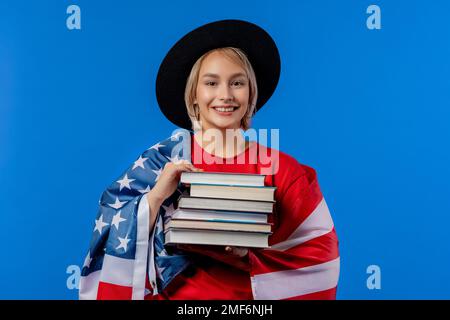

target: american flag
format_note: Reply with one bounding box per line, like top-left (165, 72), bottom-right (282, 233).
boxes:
top-left (79, 129), bottom-right (193, 299)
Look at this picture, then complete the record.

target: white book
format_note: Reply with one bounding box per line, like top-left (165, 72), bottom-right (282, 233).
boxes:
top-left (164, 228), bottom-right (270, 248)
top-left (190, 184), bottom-right (276, 202)
top-left (180, 171), bottom-right (266, 187)
top-left (178, 196), bottom-right (274, 214)
top-left (171, 208), bottom-right (268, 223)
top-left (165, 219), bottom-right (272, 233)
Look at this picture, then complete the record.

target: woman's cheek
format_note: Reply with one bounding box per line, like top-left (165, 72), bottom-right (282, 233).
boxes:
top-left (200, 93), bottom-right (215, 106)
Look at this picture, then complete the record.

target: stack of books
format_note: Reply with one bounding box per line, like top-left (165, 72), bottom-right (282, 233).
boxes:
top-left (163, 172), bottom-right (276, 248)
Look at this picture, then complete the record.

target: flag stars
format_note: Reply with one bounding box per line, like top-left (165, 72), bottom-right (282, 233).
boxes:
top-left (111, 210), bottom-right (126, 230)
top-left (167, 154), bottom-right (182, 163)
top-left (152, 168), bottom-right (162, 182)
top-left (138, 185), bottom-right (151, 194)
top-left (170, 132), bottom-right (183, 141)
top-left (159, 248), bottom-right (168, 257)
top-left (156, 264), bottom-right (166, 281)
top-left (162, 203), bottom-right (175, 217)
top-left (132, 155), bottom-right (148, 170)
top-left (149, 142), bottom-right (165, 151)
top-left (94, 214), bottom-right (109, 234)
top-left (163, 215), bottom-right (171, 224)
top-left (83, 252), bottom-right (92, 269)
top-left (116, 235), bottom-right (131, 252)
top-left (108, 197), bottom-right (127, 209)
top-left (117, 174), bottom-right (135, 191)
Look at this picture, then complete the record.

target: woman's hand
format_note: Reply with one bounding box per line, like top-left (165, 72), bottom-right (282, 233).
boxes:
top-left (224, 246), bottom-right (248, 257)
top-left (147, 160), bottom-right (203, 230)
top-left (151, 159), bottom-right (203, 204)
top-left (176, 244), bottom-right (250, 272)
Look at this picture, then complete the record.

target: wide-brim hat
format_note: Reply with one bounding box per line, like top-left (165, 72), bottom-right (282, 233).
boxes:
top-left (155, 19), bottom-right (281, 130)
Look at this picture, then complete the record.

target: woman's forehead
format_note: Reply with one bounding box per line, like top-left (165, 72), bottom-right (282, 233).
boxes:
top-left (199, 51), bottom-right (245, 72)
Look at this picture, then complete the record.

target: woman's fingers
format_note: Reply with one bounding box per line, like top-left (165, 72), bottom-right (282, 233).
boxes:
top-left (185, 162), bottom-right (203, 172)
top-left (173, 159), bottom-right (190, 165)
top-left (225, 246), bottom-right (248, 257)
top-left (175, 161), bottom-right (203, 172)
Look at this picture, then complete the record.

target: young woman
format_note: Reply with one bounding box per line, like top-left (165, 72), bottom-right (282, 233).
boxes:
top-left (79, 20), bottom-right (340, 300)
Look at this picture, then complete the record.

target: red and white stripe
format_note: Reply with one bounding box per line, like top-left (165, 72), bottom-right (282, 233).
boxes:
top-left (79, 195), bottom-right (151, 300)
top-left (249, 169), bottom-right (340, 300)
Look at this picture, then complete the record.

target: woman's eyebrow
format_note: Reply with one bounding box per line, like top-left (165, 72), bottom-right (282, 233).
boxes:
top-left (201, 72), bottom-right (246, 78)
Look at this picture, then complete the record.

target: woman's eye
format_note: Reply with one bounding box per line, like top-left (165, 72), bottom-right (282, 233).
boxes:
top-left (205, 81), bottom-right (217, 86)
top-left (232, 81), bottom-right (245, 86)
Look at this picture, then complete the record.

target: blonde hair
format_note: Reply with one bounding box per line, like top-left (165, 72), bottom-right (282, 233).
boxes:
top-left (184, 47), bottom-right (258, 131)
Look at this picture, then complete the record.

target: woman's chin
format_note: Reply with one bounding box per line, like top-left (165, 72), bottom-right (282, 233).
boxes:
top-left (199, 115), bottom-right (242, 131)
top-left (212, 122), bottom-right (240, 130)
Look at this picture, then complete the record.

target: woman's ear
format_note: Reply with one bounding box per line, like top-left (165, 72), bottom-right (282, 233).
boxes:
top-left (194, 103), bottom-right (200, 121)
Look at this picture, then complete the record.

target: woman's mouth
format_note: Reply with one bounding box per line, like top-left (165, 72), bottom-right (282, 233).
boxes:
top-left (211, 105), bottom-right (240, 116)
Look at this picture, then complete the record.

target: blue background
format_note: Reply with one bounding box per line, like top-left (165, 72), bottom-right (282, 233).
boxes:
top-left (1, 0), bottom-right (449, 299)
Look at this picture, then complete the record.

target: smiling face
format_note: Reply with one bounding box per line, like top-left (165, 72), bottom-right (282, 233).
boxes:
top-left (194, 51), bottom-right (250, 131)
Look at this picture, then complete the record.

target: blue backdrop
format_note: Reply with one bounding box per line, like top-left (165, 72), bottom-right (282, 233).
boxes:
top-left (1, 0), bottom-right (449, 299)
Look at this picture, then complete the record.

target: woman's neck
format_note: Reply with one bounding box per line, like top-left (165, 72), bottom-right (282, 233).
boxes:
top-left (194, 128), bottom-right (247, 159)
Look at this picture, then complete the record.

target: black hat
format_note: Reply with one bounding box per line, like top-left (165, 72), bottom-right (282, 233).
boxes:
top-left (155, 19), bottom-right (281, 130)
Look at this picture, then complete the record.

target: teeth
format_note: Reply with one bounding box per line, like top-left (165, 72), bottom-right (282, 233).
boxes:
top-left (215, 107), bottom-right (235, 112)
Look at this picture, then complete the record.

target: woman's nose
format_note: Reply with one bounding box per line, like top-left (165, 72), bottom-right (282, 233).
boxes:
top-left (218, 84), bottom-right (234, 101)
